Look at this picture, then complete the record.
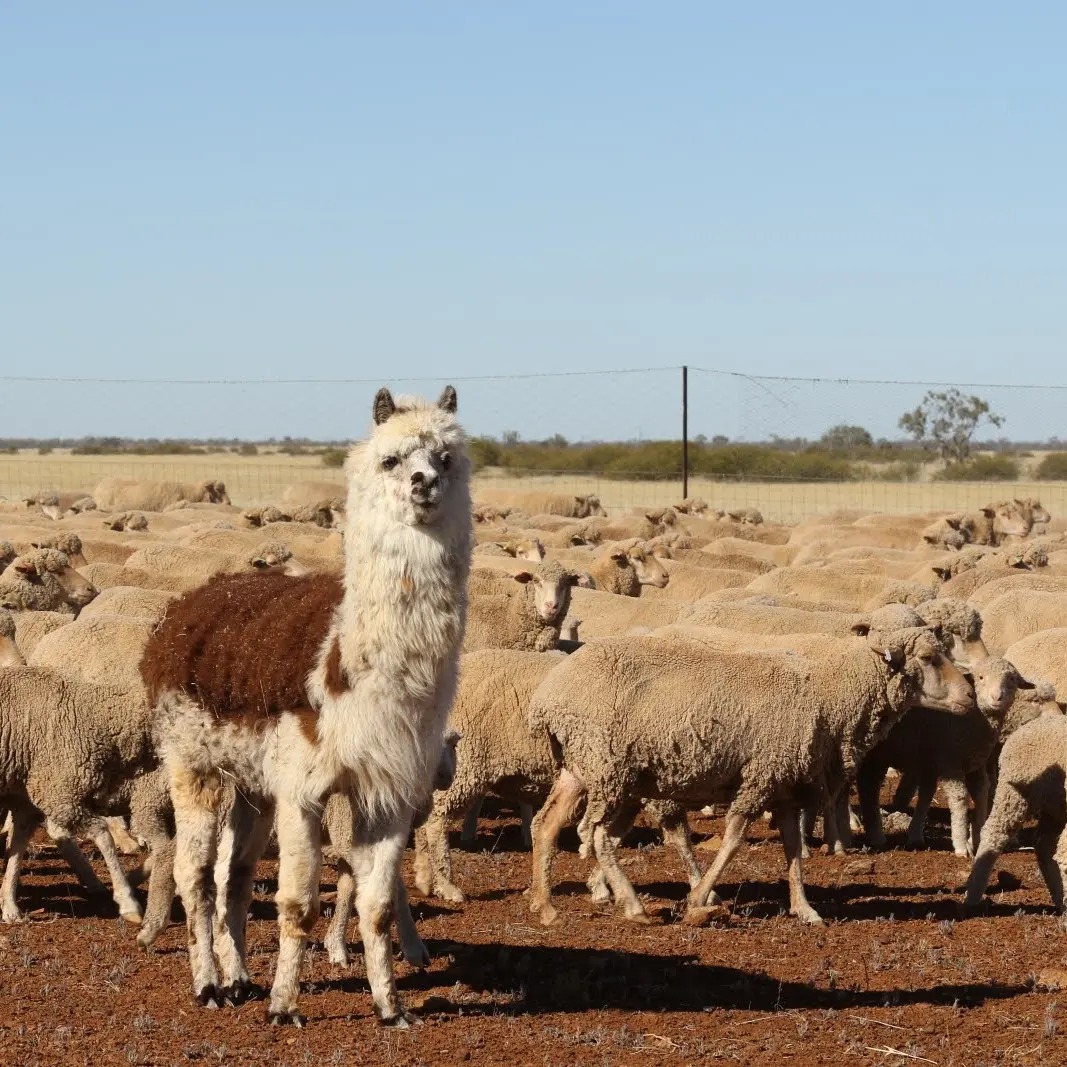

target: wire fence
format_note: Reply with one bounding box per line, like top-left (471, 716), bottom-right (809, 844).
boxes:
top-left (0, 367), bottom-right (1064, 523)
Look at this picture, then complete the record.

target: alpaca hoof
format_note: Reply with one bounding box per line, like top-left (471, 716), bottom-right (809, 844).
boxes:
top-left (1, 908), bottom-right (24, 925)
top-left (269, 1010), bottom-right (306, 1028)
top-left (588, 884), bottom-right (611, 904)
top-left (196, 985), bottom-right (221, 1009)
top-left (221, 980), bottom-right (260, 1006)
top-left (136, 925), bottom-right (162, 950)
top-left (399, 939), bottom-right (431, 969)
top-left (325, 942), bottom-right (349, 967)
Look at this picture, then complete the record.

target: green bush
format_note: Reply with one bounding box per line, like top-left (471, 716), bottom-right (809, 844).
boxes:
top-left (934, 455), bottom-right (1020, 481)
top-left (1035, 452), bottom-right (1067, 480)
top-left (320, 448), bottom-right (346, 468)
top-left (869, 461), bottom-right (922, 482)
top-left (237, 442), bottom-right (258, 456)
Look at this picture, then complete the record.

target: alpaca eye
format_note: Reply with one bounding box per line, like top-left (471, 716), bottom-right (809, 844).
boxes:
top-left (381, 455), bottom-right (399, 471)
top-left (439, 452), bottom-right (452, 469)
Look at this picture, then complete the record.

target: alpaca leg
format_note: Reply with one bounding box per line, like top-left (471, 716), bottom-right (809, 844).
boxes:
top-left (170, 768), bottom-right (223, 1006)
top-left (350, 818), bottom-right (412, 1026)
top-left (459, 795), bottom-right (483, 844)
top-left (964, 783), bottom-right (1028, 911)
top-left (591, 814), bottom-right (648, 923)
top-left (215, 799), bottom-right (271, 1003)
top-left (941, 777), bottom-right (972, 857)
top-left (1, 805), bottom-right (39, 923)
top-left (776, 802), bottom-right (822, 925)
top-left (393, 878), bottom-right (429, 968)
top-left (905, 776), bottom-right (938, 849)
top-left (1035, 815), bottom-right (1066, 913)
top-left (267, 798), bottom-right (322, 1025)
top-left (529, 769), bottom-right (586, 926)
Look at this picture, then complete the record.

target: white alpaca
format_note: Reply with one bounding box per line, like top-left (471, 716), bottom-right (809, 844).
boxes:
top-left (141, 385), bottom-right (472, 1025)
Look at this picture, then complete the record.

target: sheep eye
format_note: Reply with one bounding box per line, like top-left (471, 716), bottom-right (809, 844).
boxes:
top-left (381, 455), bottom-right (400, 471)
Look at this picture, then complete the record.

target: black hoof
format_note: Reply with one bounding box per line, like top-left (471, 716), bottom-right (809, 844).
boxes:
top-left (195, 985), bottom-right (220, 1009)
top-left (268, 1011), bottom-right (306, 1028)
top-left (222, 980), bottom-right (261, 1006)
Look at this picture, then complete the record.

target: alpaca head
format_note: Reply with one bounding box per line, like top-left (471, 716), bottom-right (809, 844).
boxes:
top-left (349, 385), bottom-right (470, 528)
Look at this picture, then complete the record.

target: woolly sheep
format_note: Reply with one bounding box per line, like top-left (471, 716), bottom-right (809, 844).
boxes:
top-left (78, 585), bottom-right (176, 621)
top-left (30, 613), bottom-right (158, 688)
top-left (858, 657), bottom-right (1032, 857)
top-left (964, 708), bottom-right (1067, 918)
top-left (966, 573), bottom-right (1067, 610)
top-left (0, 550), bottom-right (97, 614)
top-left (702, 537), bottom-right (799, 567)
top-left (0, 541), bottom-right (15, 572)
top-left (11, 610), bottom-right (71, 658)
top-left (102, 510), bottom-right (149, 532)
top-left (79, 562), bottom-right (195, 594)
top-left (747, 565), bottom-right (934, 612)
top-left (1003, 630), bottom-right (1067, 701)
top-left (564, 587), bottom-right (690, 639)
top-left (29, 532), bottom-right (88, 567)
top-left (94, 477), bottom-right (230, 512)
top-left (640, 561), bottom-right (752, 602)
top-left (583, 540), bottom-right (669, 596)
top-left (526, 626), bottom-right (973, 925)
top-left (979, 590), bottom-right (1067, 651)
top-left (280, 480), bottom-right (345, 509)
top-left (465, 561), bottom-right (581, 652)
top-left (472, 537), bottom-right (545, 562)
top-left (0, 609), bottom-right (23, 667)
top-left (415, 649), bottom-right (700, 908)
top-left (122, 540), bottom-right (304, 583)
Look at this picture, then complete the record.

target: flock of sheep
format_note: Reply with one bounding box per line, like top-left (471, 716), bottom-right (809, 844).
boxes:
top-left (1, 417), bottom-right (1066, 1026)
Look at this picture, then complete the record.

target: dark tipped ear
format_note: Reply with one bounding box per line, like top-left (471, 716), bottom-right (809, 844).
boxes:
top-left (373, 388), bottom-right (397, 425)
top-left (850, 622), bottom-right (871, 637)
top-left (1015, 674), bottom-right (1036, 690)
top-left (566, 572), bottom-right (581, 586)
top-left (932, 565), bottom-right (952, 580)
top-left (512, 571), bottom-right (535, 584)
top-left (610, 551), bottom-right (628, 564)
top-left (437, 385), bottom-right (457, 413)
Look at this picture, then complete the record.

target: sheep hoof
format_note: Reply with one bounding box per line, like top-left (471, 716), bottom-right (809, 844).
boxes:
top-left (196, 985), bottom-right (221, 1010)
top-left (379, 1010), bottom-right (419, 1029)
top-left (683, 904), bottom-right (728, 927)
top-left (624, 908), bottom-right (653, 925)
top-left (400, 941), bottom-right (431, 969)
top-left (793, 907), bottom-right (825, 926)
top-left (537, 903), bottom-right (560, 927)
top-left (120, 909), bottom-right (143, 926)
top-left (221, 980), bottom-right (259, 1006)
top-left (269, 1010), bottom-right (306, 1028)
top-left (438, 885), bottom-right (465, 905)
top-left (325, 942), bottom-right (350, 967)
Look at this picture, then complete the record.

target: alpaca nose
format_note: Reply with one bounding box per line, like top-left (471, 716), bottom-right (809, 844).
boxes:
top-left (411, 470), bottom-right (438, 488)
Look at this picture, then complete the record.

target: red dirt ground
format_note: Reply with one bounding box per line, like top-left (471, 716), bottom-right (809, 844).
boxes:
top-left (1, 802), bottom-right (1066, 1067)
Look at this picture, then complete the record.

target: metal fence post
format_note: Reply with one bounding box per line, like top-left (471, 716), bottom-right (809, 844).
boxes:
top-left (681, 364), bottom-right (689, 500)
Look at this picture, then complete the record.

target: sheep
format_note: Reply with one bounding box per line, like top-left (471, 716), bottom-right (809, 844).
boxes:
top-left (122, 540), bottom-right (305, 584)
top-left (935, 544), bottom-right (1050, 597)
top-left (482, 491), bottom-right (605, 519)
top-left (703, 537), bottom-right (799, 567)
top-left (11, 610), bottom-right (71, 658)
top-left (289, 501), bottom-right (343, 528)
top-left (23, 490), bottom-right (93, 521)
top-left (920, 516), bottom-right (969, 551)
top-left (94, 478), bottom-right (231, 512)
top-left (725, 507), bottom-right (763, 525)
top-left (857, 657), bottom-right (1033, 857)
top-left (978, 590), bottom-right (1067, 651)
top-left (583, 540), bottom-right (669, 596)
top-left (29, 532), bottom-right (88, 568)
top-left (280, 481), bottom-right (346, 509)
top-left (964, 707), bottom-right (1067, 919)
top-left (472, 537), bottom-right (545, 562)
top-left (673, 497), bottom-right (712, 516)
top-left (101, 510), bottom-right (149, 532)
top-left (0, 550), bottom-right (97, 614)
top-left (413, 649), bottom-right (700, 907)
top-left (1003, 630), bottom-right (1067, 702)
top-left (912, 597), bottom-right (989, 665)
top-left (526, 626), bottom-right (973, 926)
top-left (79, 562), bottom-right (195, 594)
top-left (30, 613), bottom-right (160, 688)
top-left (640, 562), bottom-right (752, 602)
top-left (464, 561), bottom-right (581, 652)
top-left (0, 610), bottom-right (24, 667)
top-left (0, 541), bottom-right (16, 572)
top-left (0, 666), bottom-right (157, 925)
top-left (242, 505), bottom-right (289, 527)
top-left (563, 587), bottom-right (691, 640)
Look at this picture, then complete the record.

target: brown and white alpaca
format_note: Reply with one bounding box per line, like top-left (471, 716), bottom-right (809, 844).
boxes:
top-left (140, 385), bottom-right (472, 1026)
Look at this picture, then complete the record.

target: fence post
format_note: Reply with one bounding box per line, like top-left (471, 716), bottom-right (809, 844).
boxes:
top-left (681, 364), bottom-right (689, 500)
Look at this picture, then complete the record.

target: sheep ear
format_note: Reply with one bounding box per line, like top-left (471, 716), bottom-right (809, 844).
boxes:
top-left (981, 507), bottom-right (995, 517)
top-left (946, 517), bottom-right (962, 530)
top-left (574, 496), bottom-right (585, 505)
top-left (437, 385), bottom-right (457, 413)
top-left (610, 551), bottom-right (628, 564)
top-left (13, 558), bottom-right (38, 576)
top-left (512, 571), bottom-right (535, 584)
top-left (932, 565), bottom-right (952, 580)
top-left (867, 635), bottom-right (905, 671)
top-left (566, 572), bottom-right (582, 587)
top-left (373, 388), bottom-right (397, 425)
top-left (850, 621), bottom-right (871, 637)
top-left (575, 572), bottom-right (595, 588)
top-left (251, 558), bottom-right (270, 569)
top-left (1015, 674), bottom-right (1036, 690)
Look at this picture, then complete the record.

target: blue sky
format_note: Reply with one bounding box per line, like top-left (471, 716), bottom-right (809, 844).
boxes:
top-left (3, 5), bottom-right (1065, 441)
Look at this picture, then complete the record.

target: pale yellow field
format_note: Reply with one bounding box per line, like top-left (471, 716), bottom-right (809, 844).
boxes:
top-left (1, 451), bottom-right (1063, 524)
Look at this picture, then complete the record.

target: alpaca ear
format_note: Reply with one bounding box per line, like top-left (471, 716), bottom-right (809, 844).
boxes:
top-left (373, 388), bottom-right (397, 425)
top-left (437, 385), bottom-right (458, 413)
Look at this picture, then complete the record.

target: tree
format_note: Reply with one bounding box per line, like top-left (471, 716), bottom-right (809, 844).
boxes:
top-left (898, 389), bottom-right (1004, 463)
top-left (819, 424), bottom-right (873, 453)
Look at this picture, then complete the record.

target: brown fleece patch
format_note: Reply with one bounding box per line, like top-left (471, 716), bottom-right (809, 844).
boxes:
top-left (322, 635), bottom-right (348, 697)
top-left (140, 571), bottom-right (343, 723)
top-left (292, 708), bottom-right (320, 746)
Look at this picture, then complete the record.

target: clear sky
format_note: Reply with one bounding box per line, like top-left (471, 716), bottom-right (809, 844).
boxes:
top-left (3, 4), bottom-right (1065, 441)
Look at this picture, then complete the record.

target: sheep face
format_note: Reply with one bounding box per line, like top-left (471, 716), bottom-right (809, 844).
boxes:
top-left (513, 568), bottom-right (578, 624)
top-left (1019, 497), bottom-right (1051, 525)
top-left (893, 631), bottom-right (974, 715)
top-left (434, 728), bottom-right (462, 791)
top-left (204, 480), bottom-right (231, 505)
top-left (991, 501), bottom-right (1032, 539)
top-left (514, 539), bottom-right (545, 562)
top-left (575, 495), bottom-right (606, 518)
top-left (968, 658), bottom-right (1034, 718)
top-left (2, 551), bottom-right (98, 611)
top-left (627, 547), bottom-right (669, 589)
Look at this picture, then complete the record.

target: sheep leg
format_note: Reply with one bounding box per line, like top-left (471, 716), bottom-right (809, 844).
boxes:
top-left (775, 802), bottom-right (823, 925)
top-left (890, 770), bottom-right (918, 813)
top-left (966, 769), bottom-right (990, 855)
top-left (940, 777), bottom-right (972, 858)
top-left (214, 798), bottom-right (272, 1004)
top-left (857, 762), bottom-right (888, 850)
top-left (1054, 824), bottom-right (1067, 929)
top-left (417, 791), bottom-right (471, 903)
top-left (584, 797), bottom-right (642, 904)
top-left (0, 805), bottom-right (39, 923)
top-left (590, 815), bottom-right (649, 923)
top-left (519, 803), bottom-right (535, 849)
top-left (529, 769), bottom-right (586, 926)
top-left (348, 816), bottom-right (413, 1027)
top-left (459, 796), bottom-right (483, 845)
top-left (649, 801), bottom-right (702, 890)
top-left (324, 847), bottom-right (355, 966)
top-left (963, 783), bottom-right (1029, 911)
top-left (138, 835), bottom-right (176, 950)
top-left (89, 822), bottom-right (143, 923)
top-left (686, 809), bottom-right (751, 915)
top-left (393, 878), bottom-right (429, 968)
top-left (267, 797), bottom-right (323, 1026)
top-left (54, 837), bottom-right (108, 894)
top-left (905, 776), bottom-right (938, 849)
top-left (170, 766), bottom-right (223, 1007)
top-left (105, 815), bottom-right (143, 856)
top-left (1035, 815), bottom-right (1066, 914)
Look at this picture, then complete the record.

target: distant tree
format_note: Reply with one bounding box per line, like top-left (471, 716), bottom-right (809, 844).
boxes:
top-left (819, 424), bottom-right (873, 453)
top-left (501, 430), bottom-right (520, 446)
top-left (898, 389), bottom-right (1004, 463)
top-left (543, 434), bottom-right (568, 448)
